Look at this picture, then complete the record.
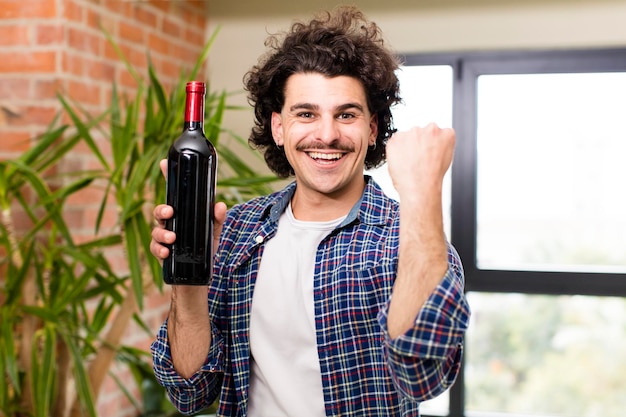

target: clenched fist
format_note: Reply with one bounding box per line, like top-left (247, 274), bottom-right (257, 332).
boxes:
top-left (385, 123), bottom-right (455, 198)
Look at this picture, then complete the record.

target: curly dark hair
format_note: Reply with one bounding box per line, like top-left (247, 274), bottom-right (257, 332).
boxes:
top-left (243, 6), bottom-right (402, 178)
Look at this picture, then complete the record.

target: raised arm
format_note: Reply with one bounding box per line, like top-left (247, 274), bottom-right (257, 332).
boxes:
top-left (385, 124), bottom-right (456, 339)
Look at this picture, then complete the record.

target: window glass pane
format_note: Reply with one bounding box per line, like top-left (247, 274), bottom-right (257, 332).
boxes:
top-left (367, 65), bottom-right (453, 239)
top-left (466, 292), bottom-right (626, 417)
top-left (476, 73), bottom-right (626, 273)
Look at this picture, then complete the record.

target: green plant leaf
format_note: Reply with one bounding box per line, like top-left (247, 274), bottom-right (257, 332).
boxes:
top-left (1, 161), bottom-right (77, 246)
top-left (50, 267), bottom-right (96, 315)
top-left (31, 324), bottom-right (57, 417)
top-left (61, 332), bottom-right (97, 417)
top-left (131, 312), bottom-right (153, 339)
top-left (41, 178), bottom-right (95, 206)
top-left (144, 86), bottom-right (156, 133)
top-left (0, 28), bottom-right (282, 417)
top-left (20, 305), bottom-right (60, 324)
top-left (188, 26), bottom-right (221, 82)
top-left (57, 93), bottom-right (109, 171)
top-left (80, 275), bottom-right (124, 305)
top-left (148, 58), bottom-right (168, 115)
top-left (124, 217), bottom-right (144, 309)
top-left (205, 91), bottom-right (226, 144)
top-left (18, 123), bottom-right (68, 169)
top-left (91, 298), bottom-right (116, 334)
top-left (110, 370), bottom-right (143, 411)
top-left (0, 309), bottom-right (20, 398)
top-left (3, 240), bottom-right (34, 305)
top-left (132, 209), bottom-right (162, 289)
top-left (119, 150), bottom-right (156, 220)
top-left (77, 234), bottom-right (123, 250)
top-left (216, 145), bottom-right (259, 178)
top-left (94, 180), bottom-right (114, 235)
top-left (101, 25), bottom-right (141, 85)
top-left (218, 175), bottom-right (280, 188)
top-left (110, 83), bottom-right (125, 168)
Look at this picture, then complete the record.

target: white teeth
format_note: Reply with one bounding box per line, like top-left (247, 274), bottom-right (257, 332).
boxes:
top-left (308, 152), bottom-right (342, 160)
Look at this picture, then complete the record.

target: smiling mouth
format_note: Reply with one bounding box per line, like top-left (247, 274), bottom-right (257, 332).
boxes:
top-left (307, 151), bottom-right (344, 164)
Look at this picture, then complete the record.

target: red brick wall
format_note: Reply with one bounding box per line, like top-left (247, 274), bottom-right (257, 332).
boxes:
top-left (0, 0), bottom-right (209, 415)
top-left (1, 0), bottom-right (208, 155)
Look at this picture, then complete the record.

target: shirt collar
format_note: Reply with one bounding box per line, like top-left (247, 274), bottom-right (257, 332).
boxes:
top-left (262, 176), bottom-right (395, 227)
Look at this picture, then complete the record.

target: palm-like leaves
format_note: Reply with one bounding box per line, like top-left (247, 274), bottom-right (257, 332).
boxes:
top-left (0, 30), bottom-right (276, 417)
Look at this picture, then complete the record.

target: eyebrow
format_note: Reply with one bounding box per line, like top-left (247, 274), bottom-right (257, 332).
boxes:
top-left (289, 102), bottom-right (365, 113)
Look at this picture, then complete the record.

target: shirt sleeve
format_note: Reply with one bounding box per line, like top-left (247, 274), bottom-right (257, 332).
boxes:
top-left (378, 244), bottom-right (471, 401)
top-left (150, 318), bottom-right (225, 415)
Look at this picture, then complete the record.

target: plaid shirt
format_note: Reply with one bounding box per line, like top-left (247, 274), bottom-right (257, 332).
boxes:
top-left (151, 178), bottom-right (470, 417)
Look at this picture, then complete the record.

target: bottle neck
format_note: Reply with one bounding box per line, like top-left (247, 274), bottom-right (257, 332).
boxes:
top-left (184, 90), bottom-right (205, 130)
top-left (183, 121), bottom-right (204, 131)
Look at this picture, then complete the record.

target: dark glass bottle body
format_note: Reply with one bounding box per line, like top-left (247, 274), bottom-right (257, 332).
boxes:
top-left (163, 81), bottom-right (217, 285)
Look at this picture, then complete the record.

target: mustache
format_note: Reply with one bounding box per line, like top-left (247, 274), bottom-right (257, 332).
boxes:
top-left (295, 142), bottom-right (355, 152)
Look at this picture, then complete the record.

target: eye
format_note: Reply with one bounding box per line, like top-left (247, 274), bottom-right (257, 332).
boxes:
top-left (297, 111), bottom-right (314, 119)
top-left (338, 112), bottom-right (356, 120)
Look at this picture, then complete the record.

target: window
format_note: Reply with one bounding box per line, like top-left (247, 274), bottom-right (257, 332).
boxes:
top-left (466, 292), bottom-right (626, 417)
top-left (367, 64), bottom-right (453, 236)
top-left (375, 48), bottom-right (626, 417)
top-left (475, 72), bottom-right (626, 274)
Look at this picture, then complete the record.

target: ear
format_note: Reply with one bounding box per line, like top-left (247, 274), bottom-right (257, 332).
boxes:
top-left (368, 114), bottom-right (378, 147)
top-left (271, 112), bottom-right (284, 146)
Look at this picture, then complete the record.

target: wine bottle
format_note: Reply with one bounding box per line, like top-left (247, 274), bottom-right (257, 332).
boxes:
top-left (163, 81), bottom-right (217, 285)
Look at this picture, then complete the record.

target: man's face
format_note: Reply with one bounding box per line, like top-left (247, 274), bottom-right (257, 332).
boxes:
top-left (271, 73), bottom-right (378, 201)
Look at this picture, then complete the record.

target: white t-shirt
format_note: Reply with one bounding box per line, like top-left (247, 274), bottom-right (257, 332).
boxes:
top-left (248, 204), bottom-right (345, 417)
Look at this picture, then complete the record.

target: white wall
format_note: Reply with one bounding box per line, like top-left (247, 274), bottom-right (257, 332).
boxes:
top-left (204, 0), bottom-right (626, 173)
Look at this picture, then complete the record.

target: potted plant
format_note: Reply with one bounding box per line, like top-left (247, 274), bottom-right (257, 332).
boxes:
top-left (0, 30), bottom-right (276, 417)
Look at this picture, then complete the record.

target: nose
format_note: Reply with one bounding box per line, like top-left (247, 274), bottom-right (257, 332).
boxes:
top-left (315, 116), bottom-right (340, 145)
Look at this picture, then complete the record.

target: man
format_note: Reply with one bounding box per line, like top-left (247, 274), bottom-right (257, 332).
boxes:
top-left (150, 6), bottom-right (470, 417)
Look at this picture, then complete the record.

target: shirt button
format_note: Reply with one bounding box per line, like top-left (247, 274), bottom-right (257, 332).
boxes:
top-left (254, 235), bottom-right (264, 244)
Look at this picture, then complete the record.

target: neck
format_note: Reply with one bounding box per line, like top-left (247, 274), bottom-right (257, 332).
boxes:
top-left (290, 180), bottom-right (366, 222)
